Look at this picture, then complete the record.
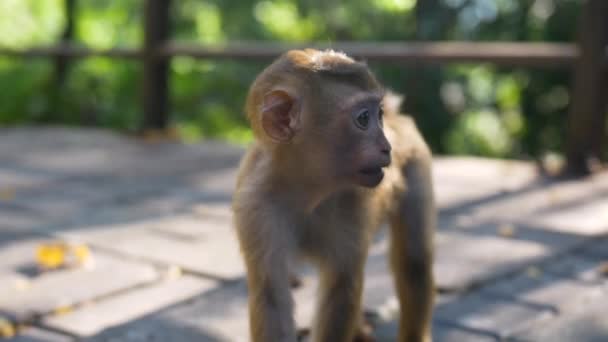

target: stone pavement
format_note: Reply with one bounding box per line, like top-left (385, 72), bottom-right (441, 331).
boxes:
top-left (1, 127), bottom-right (607, 342)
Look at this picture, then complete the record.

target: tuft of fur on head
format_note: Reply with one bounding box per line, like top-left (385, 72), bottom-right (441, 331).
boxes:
top-left (307, 49), bottom-right (355, 71)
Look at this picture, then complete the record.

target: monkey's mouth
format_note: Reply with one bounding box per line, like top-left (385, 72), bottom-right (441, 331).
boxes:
top-left (357, 167), bottom-right (385, 187)
top-left (359, 167), bottom-right (384, 177)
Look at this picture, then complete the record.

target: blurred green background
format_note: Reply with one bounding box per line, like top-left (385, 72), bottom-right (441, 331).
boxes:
top-left (0, 0), bottom-right (582, 159)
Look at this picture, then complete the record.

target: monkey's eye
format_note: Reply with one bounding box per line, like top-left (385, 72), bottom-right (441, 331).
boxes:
top-left (354, 109), bottom-right (370, 130)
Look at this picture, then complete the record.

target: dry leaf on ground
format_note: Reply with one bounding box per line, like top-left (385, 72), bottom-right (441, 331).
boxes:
top-left (598, 261), bottom-right (608, 277)
top-left (0, 188), bottom-right (15, 201)
top-left (36, 242), bottom-right (94, 270)
top-left (498, 223), bottom-right (517, 238)
top-left (0, 318), bottom-right (15, 338)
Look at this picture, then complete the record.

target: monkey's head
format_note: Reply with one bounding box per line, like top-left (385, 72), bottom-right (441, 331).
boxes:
top-left (246, 49), bottom-right (392, 189)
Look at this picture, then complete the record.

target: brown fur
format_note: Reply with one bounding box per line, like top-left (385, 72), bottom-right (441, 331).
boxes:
top-left (233, 49), bottom-right (435, 342)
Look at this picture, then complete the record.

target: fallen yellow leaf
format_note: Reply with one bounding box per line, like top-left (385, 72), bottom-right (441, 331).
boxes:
top-left (53, 306), bottom-right (73, 316)
top-left (0, 318), bottom-right (15, 338)
top-left (598, 261), bottom-right (608, 277)
top-left (0, 188), bottom-right (15, 202)
top-left (36, 242), bottom-right (94, 270)
top-left (498, 224), bottom-right (516, 238)
top-left (36, 244), bottom-right (66, 269)
top-left (73, 244), bottom-right (92, 265)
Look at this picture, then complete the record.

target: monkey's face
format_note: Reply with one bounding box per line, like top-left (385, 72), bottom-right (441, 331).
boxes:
top-left (308, 87), bottom-right (392, 189)
top-left (338, 93), bottom-right (392, 188)
top-left (254, 57), bottom-right (391, 189)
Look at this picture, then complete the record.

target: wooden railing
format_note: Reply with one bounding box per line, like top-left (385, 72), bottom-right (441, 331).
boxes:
top-left (0, 0), bottom-right (607, 176)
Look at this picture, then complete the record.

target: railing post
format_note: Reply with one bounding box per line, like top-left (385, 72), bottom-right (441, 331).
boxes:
top-left (55, 0), bottom-right (76, 85)
top-left (46, 0), bottom-right (76, 121)
top-left (142, 0), bottom-right (171, 130)
top-left (565, 0), bottom-right (608, 176)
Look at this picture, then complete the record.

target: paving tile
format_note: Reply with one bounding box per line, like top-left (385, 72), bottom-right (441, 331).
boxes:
top-left (0, 207), bottom-right (50, 231)
top-left (83, 262), bottom-right (404, 342)
top-left (86, 317), bottom-right (230, 342)
top-left (434, 229), bottom-right (557, 291)
top-left (543, 254), bottom-right (608, 284)
top-left (86, 281), bottom-right (250, 342)
top-left (85, 277), bottom-right (463, 342)
top-left (0, 251), bottom-right (157, 321)
top-left (3, 128), bottom-right (608, 341)
top-left (147, 214), bottom-right (233, 240)
top-left (190, 203), bottom-right (233, 219)
top-left (581, 237), bottom-right (608, 259)
top-left (0, 234), bottom-right (47, 273)
top-left (9, 178), bottom-right (192, 228)
top-left (362, 236), bottom-right (395, 311)
top-left (479, 270), bottom-right (604, 311)
top-left (324, 220), bottom-right (581, 303)
top-left (524, 199), bottom-right (608, 235)
top-left (44, 275), bottom-right (217, 337)
top-left (434, 293), bottom-right (554, 338)
top-left (0, 127), bottom-right (235, 178)
top-left (467, 175), bottom-right (608, 236)
top-left (9, 184), bottom-right (113, 221)
top-left (186, 168), bottom-right (239, 196)
top-left (47, 187), bottom-right (233, 239)
top-left (0, 165), bottom-right (58, 189)
top-left (374, 320), bottom-right (496, 342)
top-left (60, 217), bottom-right (244, 280)
top-left (513, 291), bottom-right (608, 342)
top-left (0, 272), bottom-right (30, 296)
top-left (432, 157), bottom-right (537, 210)
top-left (0, 127), bottom-right (244, 181)
top-left (5, 328), bottom-right (72, 342)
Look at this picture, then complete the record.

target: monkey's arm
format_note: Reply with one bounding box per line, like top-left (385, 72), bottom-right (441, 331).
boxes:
top-left (389, 154), bottom-right (436, 342)
top-left (311, 235), bottom-right (368, 342)
top-left (234, 200), bottom-right (298, 342)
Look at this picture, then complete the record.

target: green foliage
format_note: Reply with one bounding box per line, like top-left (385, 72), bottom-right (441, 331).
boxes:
top-left (0, 0), bottom-right (583, 156)
top-left (77, 1), bottom-right (143, 48)
top-left (0, 0), bottom-right (63, 47)
top-left (0, 58), bottom-right (53, 123)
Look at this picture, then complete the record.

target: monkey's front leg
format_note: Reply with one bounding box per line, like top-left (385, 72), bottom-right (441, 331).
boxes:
top-left (247, 266), bottom-right (296, 342)
top-left (391, 157), bottom-right (435, 342)
top-left (238, 223), bottom-right (298, 342)
top-left (311, 251), bottom-right (367, 342)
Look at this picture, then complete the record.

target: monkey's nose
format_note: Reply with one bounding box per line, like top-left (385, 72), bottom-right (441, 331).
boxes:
top-left (381, 145), bottom-right (391, 155)
top-left (379, 141), bottom-right (392, 156)
top-left (377, 134), bottom-right (392, 156)
top-left (379, 144), bottom-right (392, 167)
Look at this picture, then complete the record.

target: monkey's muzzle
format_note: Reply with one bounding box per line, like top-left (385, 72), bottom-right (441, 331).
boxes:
top-left (359, 166), bottom-right (384, 176)
top-left (357, 166), bottom-right (386, 187)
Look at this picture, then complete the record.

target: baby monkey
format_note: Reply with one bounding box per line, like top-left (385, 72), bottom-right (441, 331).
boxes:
top-left (233, 49), bottom-right (435, 342)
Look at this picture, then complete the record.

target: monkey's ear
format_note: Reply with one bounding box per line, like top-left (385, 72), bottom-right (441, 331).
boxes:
top-left (261, 90), bottom-right (299, 143)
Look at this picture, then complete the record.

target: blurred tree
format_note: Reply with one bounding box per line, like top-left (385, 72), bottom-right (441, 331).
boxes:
top-left (0, 0), bottom-right (585, 159)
